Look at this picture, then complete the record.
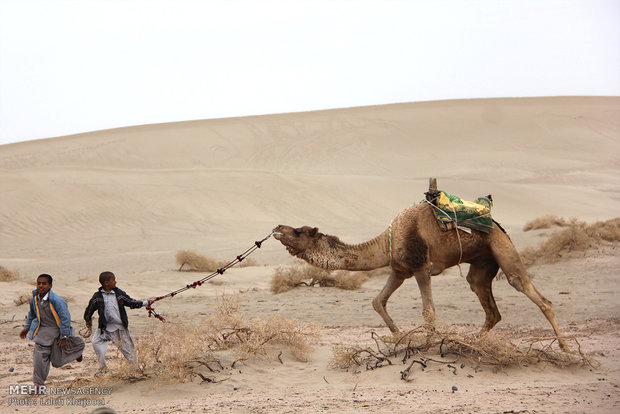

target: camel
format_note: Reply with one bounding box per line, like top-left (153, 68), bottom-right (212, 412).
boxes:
top-left (273, 189), bottom-right (570, 352)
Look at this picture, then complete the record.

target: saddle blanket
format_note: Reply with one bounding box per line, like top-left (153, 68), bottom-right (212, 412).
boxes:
top-left (433, 191), bottom-right (494, 233)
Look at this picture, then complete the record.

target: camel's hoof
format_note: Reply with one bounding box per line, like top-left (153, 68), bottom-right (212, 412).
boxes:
top-left (477, 328), bottom-right (491, 337)
top-left (559, 341), bottom-right (571, 353)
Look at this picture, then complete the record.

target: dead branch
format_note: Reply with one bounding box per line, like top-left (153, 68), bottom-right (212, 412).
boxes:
top-left (400, 359), bottom-right (427, 382)
top-left (330, 325), bottom-right (592, 379)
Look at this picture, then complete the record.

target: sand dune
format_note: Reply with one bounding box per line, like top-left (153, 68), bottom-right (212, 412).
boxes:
top-left (0, 96), bottom-right (619, 413)
top-left (1, 97), bottom-right (618, 262)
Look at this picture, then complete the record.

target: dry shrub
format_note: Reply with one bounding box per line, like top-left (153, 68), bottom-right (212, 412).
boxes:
top-left (363, 267), bottom-right (391, 278)
top-left (523, 215), bottom-right (570, 231)
top-left (239, 257), bottom-right (258, 268)
top-left (89, 294), bottom-right (318, 385)
top-left (520, 217), bottom-right (620, 266)
top-left (329, 324), bottom-right (590, 379)
top-left (586, 217), bottom-right (620, 241)
top-left (332, 270), bottom-right (370, 290)
top-left (270, 262), bottom-right (370, 294)
top-left (0, 265), bottom-right (19, 282)
top-left (204, 294), bottom-right (319, 364)
top-left (101, 322), bottom-right (215, 383)
top-left (176, 250), bottom-right (227, 272)
top-left (203, 294), bottom-right (246, 345)
top-left (14, 294), bottom-right (30, 306)
top-left (270, 263), bottom-right (330, 294)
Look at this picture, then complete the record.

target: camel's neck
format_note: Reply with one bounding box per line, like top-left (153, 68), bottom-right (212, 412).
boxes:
top-left (299, 229), bottom-right (390, 271)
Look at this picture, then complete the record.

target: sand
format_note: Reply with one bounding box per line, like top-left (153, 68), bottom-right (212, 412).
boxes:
top-left (0, 96), bottom-right (619, 413)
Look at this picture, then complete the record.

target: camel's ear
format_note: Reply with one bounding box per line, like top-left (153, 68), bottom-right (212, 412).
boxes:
top-left (309, 227), bottom-right (318, 236)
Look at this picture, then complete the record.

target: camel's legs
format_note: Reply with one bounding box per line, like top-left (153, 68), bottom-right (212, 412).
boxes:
top-left (414, 271), bottom-right (436, 326)
top-left (466, 258), bottom-right (501, 332)
top-left (372, 271), bottom-right (405, 332)
top-left (490, 233), bottom-right (570, 352)
top-left (513, 276), bottom-right (569, 351)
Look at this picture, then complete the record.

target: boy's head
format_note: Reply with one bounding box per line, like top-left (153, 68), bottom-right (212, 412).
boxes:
top-left (99, 271), bottom-right (116, 291)
top-left (36, 274), bottom-right (53, 298)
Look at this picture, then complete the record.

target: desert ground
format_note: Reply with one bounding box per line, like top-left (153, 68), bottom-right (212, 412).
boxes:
top-left (0, 96), bottom-right (619, 413)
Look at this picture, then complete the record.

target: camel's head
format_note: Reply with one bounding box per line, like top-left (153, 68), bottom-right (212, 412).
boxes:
top-left (273, 225), bottom-right (320, 257)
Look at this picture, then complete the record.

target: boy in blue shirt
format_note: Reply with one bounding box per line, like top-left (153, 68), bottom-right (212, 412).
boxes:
top-left (19, 274), bottom-right (82, 391)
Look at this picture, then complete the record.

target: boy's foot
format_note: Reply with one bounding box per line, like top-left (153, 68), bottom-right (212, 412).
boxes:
top-left (76, 355), bottom-right (83, 362)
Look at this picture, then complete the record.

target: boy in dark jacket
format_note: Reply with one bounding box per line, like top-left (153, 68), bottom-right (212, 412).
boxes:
top-left (84, 271), bottom-right (148, 370)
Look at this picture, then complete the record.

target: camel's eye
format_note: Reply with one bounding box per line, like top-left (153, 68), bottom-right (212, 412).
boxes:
top-left (293, 229), bottom-right (301, 236)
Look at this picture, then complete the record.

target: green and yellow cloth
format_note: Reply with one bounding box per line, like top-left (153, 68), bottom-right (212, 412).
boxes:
top-left (431, 191), bottom-right (494, 233)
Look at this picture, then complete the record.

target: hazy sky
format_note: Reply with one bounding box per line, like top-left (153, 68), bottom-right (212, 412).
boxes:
top-left (1, 0), bottom-right (618, 145)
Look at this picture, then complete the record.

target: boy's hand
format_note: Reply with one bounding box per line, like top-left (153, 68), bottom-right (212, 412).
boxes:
top-left (58, 337), bottom-right (67, 349)
top-left (19, 328), bottom-right (28, 339)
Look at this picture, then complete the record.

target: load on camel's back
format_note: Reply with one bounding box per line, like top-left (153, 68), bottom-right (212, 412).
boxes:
top-left (273, 178), bottom-right (570, 352)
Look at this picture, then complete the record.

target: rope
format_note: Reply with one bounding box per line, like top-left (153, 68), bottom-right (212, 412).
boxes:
top-left (423, 198), bottom-right (465, 278)
top-left (145, 232), bottom-right (274, 322)
top-left (388, 221), bottom-right (393, 267)
top-left (79, 325), bottom-right (92, 339)
top-left (447, 201), bottom-right (465, 278)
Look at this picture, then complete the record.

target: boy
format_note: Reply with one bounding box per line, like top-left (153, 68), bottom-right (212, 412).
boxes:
top-left (19, 274), bottom-right (83, 392)
top-left (84, 271), bottom-right (148, 370)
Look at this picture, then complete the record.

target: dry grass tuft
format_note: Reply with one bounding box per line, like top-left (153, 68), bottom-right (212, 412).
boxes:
top-left (85, 294), bottom-right (318, 385)
top-left (587, 217), bottom-right (620, 241)
top-left (176, 250), bottom-right (227, 272)
top-left (363, 268), bottom-right (392, 278)
top-left (14, 293), bottom-right (30, 306)
top-left (204, 294), bottom-right (319, 365)
top-left (520, 217), bottom-right (620, 266)
top-left (523, 215), bottom-right (570, 231)
top-left (0, 265), bottom-right (19, 282)
top-left (270, 262), bottom-right (370, 294)
top-left (238, 257), bottom-right (258, 268)
top-left (97, 322), bottom-right (215, 384)
top-left (270, 263), bottom-right (331, 294)
top-left (332, 271), bottom-right (370, 290)
top-left (329, 324), bottom-right (591, 380)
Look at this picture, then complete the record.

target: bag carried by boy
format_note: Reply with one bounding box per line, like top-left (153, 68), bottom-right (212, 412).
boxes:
top-left (51, 336), bottom-right (85, 368)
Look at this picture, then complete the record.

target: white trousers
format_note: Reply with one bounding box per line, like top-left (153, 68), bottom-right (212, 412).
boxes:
top-left (91, 327), bottom-right (137, 367)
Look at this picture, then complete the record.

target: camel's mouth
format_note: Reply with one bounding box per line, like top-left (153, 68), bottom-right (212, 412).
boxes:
top-left (272, 226), bottom-right (285, 240)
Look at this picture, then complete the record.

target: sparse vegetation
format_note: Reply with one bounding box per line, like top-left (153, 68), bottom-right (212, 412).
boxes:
top-left (87, 294), bottom-right (318, 384)
top-left (270, 262), bottom-right (372, 294)
top-left (176, 250), bottom-right (227, 272)
top-left (0, 265), bottom-right (19, 282)
top-left (523, 215), bottom-right (570, 231)
top-left (238, 257), bottom-right (258, 268)
top-left (329, 324), bottom-right (591, 380)
top-left (204, 295), bottom-right (319, 365)
top-left (14, 293), bottom-right (30, 306)
top-left (520, 217), bottom-right (620, 266)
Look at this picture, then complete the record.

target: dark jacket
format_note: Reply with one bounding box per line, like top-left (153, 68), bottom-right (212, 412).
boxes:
top-left (84, 287), bottom-right (143, 334)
